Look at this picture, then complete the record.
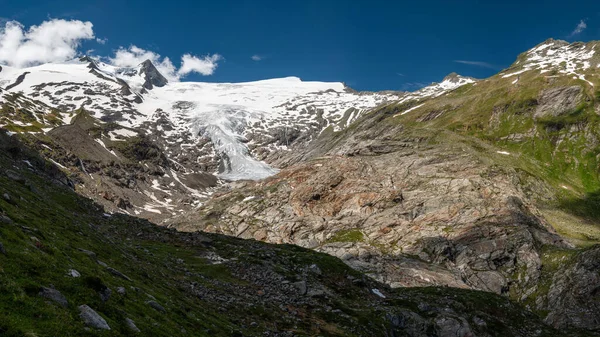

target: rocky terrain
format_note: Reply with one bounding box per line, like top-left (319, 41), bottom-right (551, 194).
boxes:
top-left (170, 39), bottom-right (600, 334)
top-left (0, 38), bottom-right (599, 335)
top-left (0, 127), bottom-right (569, 336)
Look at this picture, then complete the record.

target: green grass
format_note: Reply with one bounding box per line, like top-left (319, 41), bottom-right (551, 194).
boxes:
top-left (326, 229), bottom-right (364, 243)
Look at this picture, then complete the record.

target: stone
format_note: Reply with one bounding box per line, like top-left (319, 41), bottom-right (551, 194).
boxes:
top-left (117, 287), bottom-right (126, 295)
top-left (534, 86), bottom-right (583, 119)
top-left (308, 264), bottom-right (322, 276)
top-left (434, 316), bottom-right (474, 337)
top-left (0, 242), bottom-right (5, 255)
top-left (5, 170), bottom-right (25, 183)
top-left (107, 267), bottom-right (132, 281)
top-left (39, 287), bottom-right (68, 307)
top-left (292, 280), bottom-right (307, 295)
top-left (99, 287), bottom-right (112, 302)
top-left (147, 300), bottom-right (166, 313)
top-left (78, 305), bottom-right (110, 330)
top-left (78, 248), bottom-right (97, 259)
top-left (125, 318), bottom-right (140, 332)
top-left (67, 269), bottom-right (81, 277)
top-left (0, 215), bottom-right (13, 224)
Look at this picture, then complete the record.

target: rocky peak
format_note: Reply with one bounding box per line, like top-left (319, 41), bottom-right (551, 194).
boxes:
top-left (508, 38), bottom-right (600, 76)
top-left (79, 56), bottom-right (99, 70)
top-left (442, 72), bottom-right (471, 84)
top-left (138, 59), bottom-right (168, 90)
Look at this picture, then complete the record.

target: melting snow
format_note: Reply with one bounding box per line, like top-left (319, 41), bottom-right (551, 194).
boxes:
top-left (49, 159), bottom-right (67, 169)
top-left (496, 151), bottom-right (510, 155)
top-left (395, 103), bottom-right (425, 117)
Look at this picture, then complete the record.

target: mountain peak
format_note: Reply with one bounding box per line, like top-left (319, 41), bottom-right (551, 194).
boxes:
top-left (441, 72), bottom-right (476, 84)
top-left (79, 55), bottom-right (99, 70)
top-left (506, 38), bottom-right (600, 77)
top-left (442, 72), bottom-right (462, 83)
top-left (138, 59), bottom-right (168, 90)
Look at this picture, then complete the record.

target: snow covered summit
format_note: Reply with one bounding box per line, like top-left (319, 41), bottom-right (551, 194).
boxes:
top-left (0, 58), bottom-right (474, 181)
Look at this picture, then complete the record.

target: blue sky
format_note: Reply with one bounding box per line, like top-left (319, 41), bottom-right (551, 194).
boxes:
top-left (0, 0), bottom-right (599, 91)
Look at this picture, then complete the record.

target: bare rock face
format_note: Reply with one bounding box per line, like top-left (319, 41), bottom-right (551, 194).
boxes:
top-left (139, 60), bottom-right (168, 90)
top-left (172, 112), bottom-right (569, 297)
top-left (170, 106), bottom-right (599, 332)
top-left (534, 86), bottom-right (583, 119)
top-left (542, 246), bottom-right (600, 331)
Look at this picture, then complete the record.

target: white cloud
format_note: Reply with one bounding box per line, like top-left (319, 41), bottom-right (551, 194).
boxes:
top-left (109, 46), bottom-right (222, 81)
top-left (0, 19), bottom-right (223, 80)
top-left (570, 20), bottom-right (587, 37)
top-left (251, 54), bottom-right (262, 61)
top-left (109, 45), bottom-right (178, 81)
top-left (454, 60), bottom-right (496, 69)
top-left (0, 19), bottom-right (94, 67)
top-left (177, 54), bottom-right (222, 76)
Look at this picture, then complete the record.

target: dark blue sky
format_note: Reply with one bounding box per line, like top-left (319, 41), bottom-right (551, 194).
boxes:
top-left (1, 0), bottom-right (599, 91)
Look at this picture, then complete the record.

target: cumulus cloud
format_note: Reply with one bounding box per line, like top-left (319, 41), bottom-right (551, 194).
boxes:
top-left (177, 54), bottom-right (222, 76)
top-left (109, 46), bottom-right (222, 81)
top-left (569, 20), bottom-right (587, 37)
top-left (251, 54), bottom-right (262, 61)
top-left (0, 19), bottom-right (94, 67)
top-left (453, 60), bottom-right (497, 69)
top-left (0, 19), bottom-right (223, 79)
top-left (109, 45), bottom-right (177, 81)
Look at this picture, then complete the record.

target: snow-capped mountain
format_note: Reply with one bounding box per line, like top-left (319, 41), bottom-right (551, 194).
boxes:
top-left (0, 56), bottom-right (476, 219)
top-left (0, 57), bottom-right (474, 179)
top-left (500, 38), bottom-right (599, 86)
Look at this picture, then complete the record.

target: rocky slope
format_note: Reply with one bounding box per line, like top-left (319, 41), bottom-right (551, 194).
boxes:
top-left (0, 129), bottom-right (567, 336)
top-left (170, 39), bottom-right (600, 334)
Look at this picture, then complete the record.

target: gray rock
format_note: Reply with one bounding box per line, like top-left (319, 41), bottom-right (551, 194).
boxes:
top-left (2, 193), bottom-right (11, 202)
top-left (147, 300), bottom-right (166, 313)
top-left (542, 246), bottom-right (600, 331)
top-left (39, 287), bottom-right (68, 307)
top-left (78, 305), bottom-right (110, 330)
top-left (67, 269), bottom-right (81, 277)
top-left (434, 316), bottom-right (474, 337)
top-left (139, 60), bottom-right (168, 90)
top-left (5, 170), bottom-right (25, 183)
top-left (99, 287), bottom-right (112, 302)
top-left (0, 242), bottom-right (5, 255)
top-left (308, 264), bottom-right (322, 276)
top-left (78, 248), bottom-right (97, 259)
top-left (292, 280), bottom-right (307, 295)
top-left (387, 310), bottom-right (430, 336)
top-left (116, 286), bottom-right (126, 295)
top-left (106, 266), bottom-right (132, 281)
top-left (125, 318), bottom-right (140, 333)
top-left (0, 215), bottom-right (13, 224)
top-left (534, 86), bottom-right (583, 119)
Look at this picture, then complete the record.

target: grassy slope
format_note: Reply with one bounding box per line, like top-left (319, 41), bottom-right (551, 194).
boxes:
top-left (383, 66), bottom-right (600, 246)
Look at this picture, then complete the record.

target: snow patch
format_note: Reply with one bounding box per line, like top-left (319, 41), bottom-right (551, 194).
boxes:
top-left (371, 289), bottom-right (386, 298)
